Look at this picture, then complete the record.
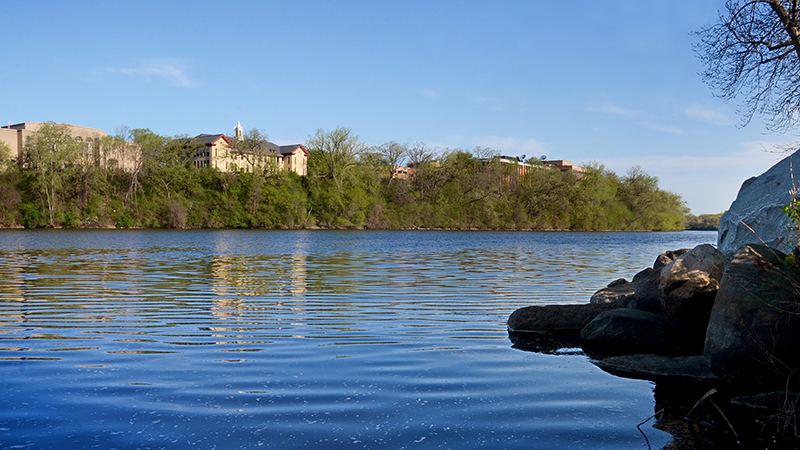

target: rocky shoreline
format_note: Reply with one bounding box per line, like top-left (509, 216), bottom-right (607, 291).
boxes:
top-left (508, 149), bottom-right (800, 447)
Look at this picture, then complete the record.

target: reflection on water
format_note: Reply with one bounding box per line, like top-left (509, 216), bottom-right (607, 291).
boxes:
top-left (0, 230), bottom-right (716, 449)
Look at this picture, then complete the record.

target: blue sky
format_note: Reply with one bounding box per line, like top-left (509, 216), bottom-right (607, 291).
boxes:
top-left (3, 1), bottom-right (794, 214)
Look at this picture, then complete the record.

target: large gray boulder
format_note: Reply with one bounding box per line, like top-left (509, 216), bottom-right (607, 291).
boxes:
top-left (718, 150), bottom-right (799, 258)
top-left (704, 244), bottom-right (800, 389)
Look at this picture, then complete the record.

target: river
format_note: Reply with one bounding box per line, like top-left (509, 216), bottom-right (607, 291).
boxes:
top-left (0, 229), bottom-right (717, 449)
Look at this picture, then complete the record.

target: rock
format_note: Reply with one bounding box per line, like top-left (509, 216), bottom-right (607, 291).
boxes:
top-left (659, 244), bottom-right (728, 345)
top-left (594, 354), bottom-right (718, 384)
top-left (607, 278), bottom-right (628, 287)
top-left (629, 268), bottom-right (664, 314)
top-left (628, 249), bottom-right (690, 315)
top-left (580, 308), bottom-right (671, 355)
top-left (654, 249), bottom-right (691, 270)
top-left (631, 267), bottom-right (654, 284)
top-left (717, 150), bottom-right (799, 258)
top-left (704, 244), bottom-right (800, 389)
top-left (509, 332), bottom-right (583, 355)
top-left (507, 303), bottom-right (620, 333)
top-left (590, 279), bottom-right (637, 305)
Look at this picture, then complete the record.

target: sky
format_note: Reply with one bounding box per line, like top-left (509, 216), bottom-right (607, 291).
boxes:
top-left (2, 1), bottom-right (796, 214)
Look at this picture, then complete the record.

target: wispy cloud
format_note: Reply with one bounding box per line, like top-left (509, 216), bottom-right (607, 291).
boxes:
top-left (112, 59), bottom-right (196, 87)
top-left (422, 89), bottom-right (441, 100)
top-left (591, 101), bottom-right (632, 116)
top-left (589, 100), bottom-right (685, 134)
top-left (683, 104), bottom-right (733, 126)
top-left (644, 123), bottom-right (684, 134)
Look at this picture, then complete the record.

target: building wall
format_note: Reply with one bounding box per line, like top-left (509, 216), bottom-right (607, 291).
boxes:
top-left (0, 128), bottom-right (19, 162)
top-left (282, 146), bottom-right (308, 176)
top-left (0, 122), bottom-right (109, 165)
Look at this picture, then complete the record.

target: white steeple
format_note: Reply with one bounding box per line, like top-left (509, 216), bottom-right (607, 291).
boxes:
top-left (234, 121), bottom-right (243, 140)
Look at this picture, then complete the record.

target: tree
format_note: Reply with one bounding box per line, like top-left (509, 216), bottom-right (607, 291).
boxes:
top-left (407, 141), bottom-right (435, 167)
top-left (128, 128), bottom-right (167, 199)
top-left (229, 128), bottom-right (277, 174)
top-left (0, 140), bottom-right (14, 172)
top-left (371, 141), bottom-right (408, 183)
top-left (306, 126), bottom-right (364, 191)
top-left (23, 122), bottom-right (81, 226)
top-left (694, 1), bottom-right (800, 133)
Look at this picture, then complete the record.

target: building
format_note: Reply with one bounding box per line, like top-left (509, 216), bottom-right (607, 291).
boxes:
top-left (0, 122), bottom-right (142, 171)
top-left (543, 160), bottom-right (585, 174)
top-left (278, 144), bottom-right (309, 176)
top-left (1, 122), bottom-right (106, 164)
top-left (191, 122), bottom-right (308, 176)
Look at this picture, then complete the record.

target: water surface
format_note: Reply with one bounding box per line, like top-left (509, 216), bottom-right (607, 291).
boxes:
top-left (0, 230), bottom-right (716, 449)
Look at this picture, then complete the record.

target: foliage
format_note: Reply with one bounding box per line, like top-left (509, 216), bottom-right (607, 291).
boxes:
top-left (23, 122), bottom-right (82, 226)
top-left (307, 127), bottom-right (364, 192)
top-left (0, 124), bottom-right (689, 231)
top-left (0, 140), bottom-right (14, 172)
top-left (685, 212), bottom-right (725, 230)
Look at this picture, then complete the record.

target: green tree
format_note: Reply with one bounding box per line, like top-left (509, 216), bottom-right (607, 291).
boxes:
top-left (307, 127), bottom-right (364, 191)
top-left (0, 140), bottom-right (15, 172)
top-left (23, 122), bottom-right (81, 226)
top-left (128, 128), bottom-right (168, 199)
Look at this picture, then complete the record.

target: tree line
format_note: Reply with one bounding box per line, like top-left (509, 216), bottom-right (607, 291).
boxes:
top-left (0, 123), bottom-right (691, 231)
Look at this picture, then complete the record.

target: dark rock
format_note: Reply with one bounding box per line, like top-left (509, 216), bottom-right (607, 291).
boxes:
top-left (594, 354), bottom-right (718, 384)
top-left (631, 267), bottom-right (653, 284)
top-left (607, 278), bottom-right (628, 287)
top-left (580, 308), bottom-right (671, 355)
top-left (509, 332), bottom-right (583, 355)
top-left (654, 249), bottom-right (691, 270)
top-left (704, 244), bottom-right (800, 389)
top-left (628, 249), bottom-right (692, 315)
top-left (717, 150), bottom-right (800, 258)
top-left (590, 280), bottom-right (637, 305)
top-left (507, 303), bottom-right (620, 333)
top-left (629, 268), bottom-right (664, 314)
top-left (659, 244), bottom-right (728, 343)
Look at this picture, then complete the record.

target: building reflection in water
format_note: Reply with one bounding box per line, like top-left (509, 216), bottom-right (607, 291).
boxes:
top-left (207, 232), bottom-right (310, 337)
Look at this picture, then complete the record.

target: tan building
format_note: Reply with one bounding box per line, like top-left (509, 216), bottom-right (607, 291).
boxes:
top-left (0, 122), bottom-right (140, 171)
top-left (192, 123), bottom-right (308, 176)
top-left (544, 160), bottom-right (585, 173)
top-left (2, 121), bottom-right (307, 176)
top-left (1, 122), bottom-right (106, 164)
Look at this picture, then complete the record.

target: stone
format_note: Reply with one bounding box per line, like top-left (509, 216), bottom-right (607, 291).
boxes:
top-left (594, 354), bottom-right (718, 384)
top-left (654, 248), bottom-right (691, 270)
top-left (590, 279), bottom-right (637, 305)
top-left (631, 267), bottom-right (654, 284)
top-left (580, 308), bottom-right (671, 355)
top-left (507, 303), bottom-right (620, 333)
top-left (628, 249), bottom-right (690, 315)
top-left (629, 268), bottom-right (664, 314)
top-left (717, 150), bottom-right (800, 258)
top-left (659, 244), bottom-right (728, 343)
top-left (704, 244), bottom-right (800, 389)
